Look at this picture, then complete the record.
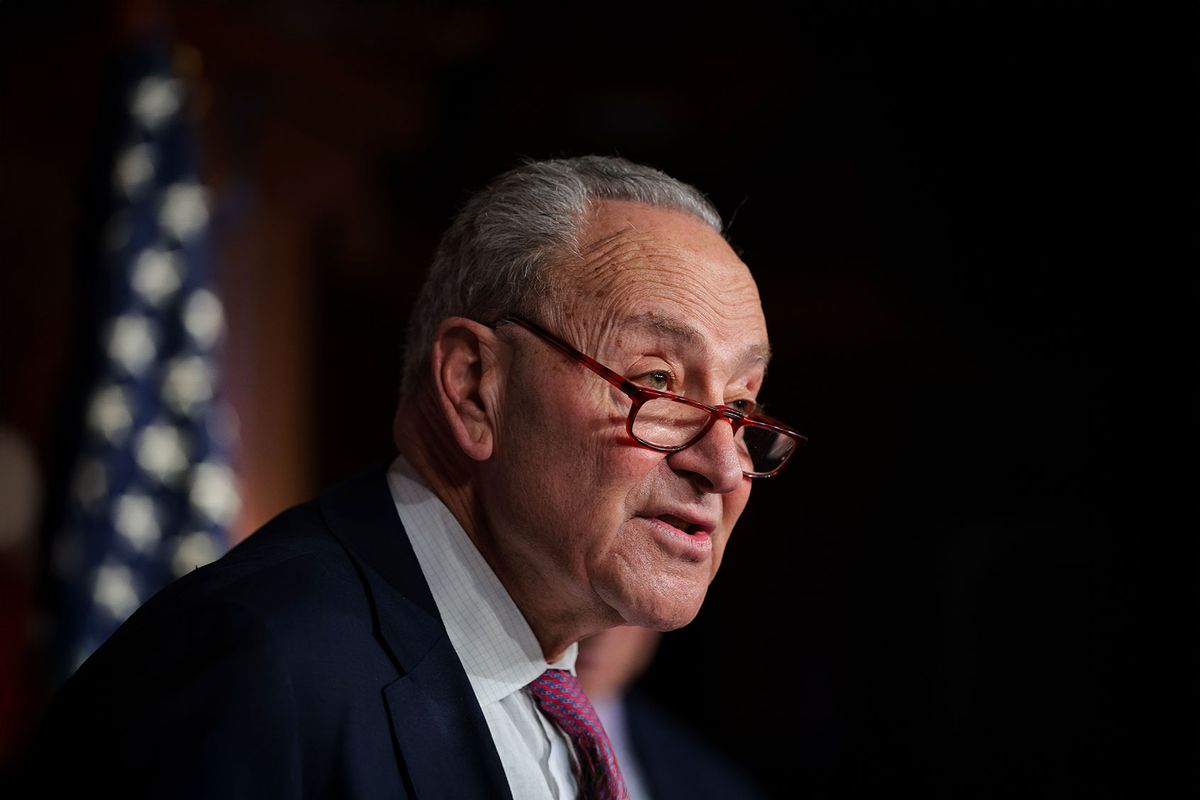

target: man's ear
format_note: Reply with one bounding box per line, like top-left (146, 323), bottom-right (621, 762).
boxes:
top-left (430, 317), bottom-right (504, 462)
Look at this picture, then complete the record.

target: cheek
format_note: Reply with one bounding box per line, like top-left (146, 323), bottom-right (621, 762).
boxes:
top-left (583, 447), bottom-right (664, 537)
top-left (502, 386), bottom-right (643, 528)
top-left (497, 357), bottom-right (673, 545)
top-left (567, 450), bottom-right (670, 578)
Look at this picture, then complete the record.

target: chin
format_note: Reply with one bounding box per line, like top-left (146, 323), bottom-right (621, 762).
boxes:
top-left (609, 582), bottom-right (708, 632)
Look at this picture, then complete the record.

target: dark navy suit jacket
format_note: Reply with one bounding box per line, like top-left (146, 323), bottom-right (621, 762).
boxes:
top-left (624, 690), bottom-right (770, 800)
top-left (34, 465), bottom-right (514, 799)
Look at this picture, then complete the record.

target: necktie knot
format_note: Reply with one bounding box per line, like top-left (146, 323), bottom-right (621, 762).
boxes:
top-left (527, 669), bottom-right (628, 800)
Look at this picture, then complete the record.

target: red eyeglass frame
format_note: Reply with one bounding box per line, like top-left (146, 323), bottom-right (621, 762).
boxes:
top-left (492, 315), bottom-right (808, 478)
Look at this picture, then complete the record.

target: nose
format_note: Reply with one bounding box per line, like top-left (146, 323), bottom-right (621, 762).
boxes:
top-left (665, 416), bottom-right (746, 494)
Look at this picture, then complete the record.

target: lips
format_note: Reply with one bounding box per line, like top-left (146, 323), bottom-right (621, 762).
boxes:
top-left (636, 511), bottom-right (715, 561)
top-left (656, 514), bottom-right (703, 535)
top-left (637, 509), bottom-right (716, 537)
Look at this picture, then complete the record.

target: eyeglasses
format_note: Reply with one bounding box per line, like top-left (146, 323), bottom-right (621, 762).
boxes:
top-left (493, 315), bottom-right (807, 478)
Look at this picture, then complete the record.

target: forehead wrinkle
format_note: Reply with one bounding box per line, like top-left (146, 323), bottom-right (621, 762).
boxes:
top-left (620, 311), bottom-right (702, 345)
top-left (565, 252), bottom-right (768, 360)
top-left (577, 223), bottom-right (708, 274)
top-left (561, 203), bottom-right (768, 367)
top-left (579, 227), bottom-right (632, 257)
top-left (617, 312), bottom-right (772, 374)
top-left (576, 246), bottom-right (760, 314)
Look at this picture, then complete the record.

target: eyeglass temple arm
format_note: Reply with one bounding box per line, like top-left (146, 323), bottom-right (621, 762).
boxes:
top-left (495, 316), bottom-right (641, 400)
top-left (496, 317), bottom-right (808, 445)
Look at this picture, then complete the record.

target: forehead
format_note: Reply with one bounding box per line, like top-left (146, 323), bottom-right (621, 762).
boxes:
top-left (561, 200), bottom-right (769, 364)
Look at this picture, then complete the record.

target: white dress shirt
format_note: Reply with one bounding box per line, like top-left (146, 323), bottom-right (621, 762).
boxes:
top-left (387, 456), bottom-right (579, 800)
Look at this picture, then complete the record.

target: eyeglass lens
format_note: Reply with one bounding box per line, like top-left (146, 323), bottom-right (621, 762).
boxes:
top-left (630, 396), bottom-right (797, 475)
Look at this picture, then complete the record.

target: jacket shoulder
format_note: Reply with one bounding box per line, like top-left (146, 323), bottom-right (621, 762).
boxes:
top-left (34, 494), bottom-right (414, 797)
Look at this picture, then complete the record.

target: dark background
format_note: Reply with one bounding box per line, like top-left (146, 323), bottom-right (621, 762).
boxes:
top-left (2, 1), bottom-right (1194, 796)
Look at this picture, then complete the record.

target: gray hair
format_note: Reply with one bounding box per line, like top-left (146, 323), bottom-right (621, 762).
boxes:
top-left (400, 155), bottom-right (724, 398)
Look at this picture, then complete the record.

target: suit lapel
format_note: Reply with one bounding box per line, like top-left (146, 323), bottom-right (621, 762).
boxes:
top-left (383, 639), bottom-right (515, 800)
top-left (319, 463), bottom-right (513, 800)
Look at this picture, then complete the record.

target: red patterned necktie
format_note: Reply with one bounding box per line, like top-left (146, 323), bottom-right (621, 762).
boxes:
top-left (527, 669), bottom-right (629, 800)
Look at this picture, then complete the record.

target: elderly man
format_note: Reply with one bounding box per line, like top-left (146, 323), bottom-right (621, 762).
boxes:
top-left (34, 156), bottom-right (805, 798)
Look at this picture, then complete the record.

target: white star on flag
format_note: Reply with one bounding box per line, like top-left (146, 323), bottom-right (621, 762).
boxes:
top-left (135, 423), bottom-right (190, 484)
top-left (113, 493), bottom-right (162, 553)
top-left (158, 183), bottom-right (209, 242)
top-left (171, 531), bottom-right (221, 578)
top-left (190, 462), bottom-right (241, 525)
top-left (130, 77), bottom-right (182, 130)
top-left (162, 356), bottom-right (214, 416)
top-left (183, 289), bottom-right (225, 349)
top-left (114, 143), bottom-right (156, 197)
top-left (131, 246), bottom-right (184, 306)
top-left (107, 314), bottom-right (158, 375)
top-left (87, 385), bottom-right (134, 444)
top-left (92, 563), bottom-right (141, 621)
top-left (52, 48), bottom-right (237, 682)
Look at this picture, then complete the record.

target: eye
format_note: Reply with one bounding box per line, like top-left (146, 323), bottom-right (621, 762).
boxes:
top-left (727, 398), bottom-right (758, 416)
top-left (632, 369), bottom-right (674, 391)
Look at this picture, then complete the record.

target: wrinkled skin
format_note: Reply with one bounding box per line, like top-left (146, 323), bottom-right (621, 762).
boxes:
top-left (468, 200), bottom-right (771, 657)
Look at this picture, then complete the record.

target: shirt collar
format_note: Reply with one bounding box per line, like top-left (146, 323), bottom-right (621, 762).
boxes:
top-left (386, 456), bottom-right (577, 706)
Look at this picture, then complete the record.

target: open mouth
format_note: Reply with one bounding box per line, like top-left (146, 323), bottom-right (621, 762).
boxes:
top-left (655, 514), bottom-right (703, 535)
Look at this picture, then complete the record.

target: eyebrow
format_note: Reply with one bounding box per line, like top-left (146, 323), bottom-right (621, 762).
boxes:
top-left (617, 312), bottom-right (773, 366)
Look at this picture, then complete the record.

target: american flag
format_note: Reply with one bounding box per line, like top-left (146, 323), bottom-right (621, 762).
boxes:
top-left (49, 43), bottom-right (239, 680)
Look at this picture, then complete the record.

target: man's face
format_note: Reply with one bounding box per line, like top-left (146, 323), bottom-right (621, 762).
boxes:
top-left (478, 200), bottom-right (770, 635)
